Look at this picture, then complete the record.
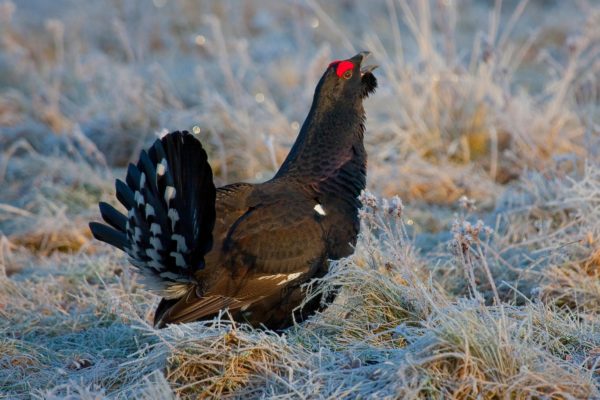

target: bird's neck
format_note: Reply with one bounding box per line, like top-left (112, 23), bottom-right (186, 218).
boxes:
top-left (274, 102), bottom-right (367, 199)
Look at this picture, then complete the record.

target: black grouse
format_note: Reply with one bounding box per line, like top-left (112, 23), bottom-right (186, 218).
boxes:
top-left (89, 51), bottom-right (378, 329)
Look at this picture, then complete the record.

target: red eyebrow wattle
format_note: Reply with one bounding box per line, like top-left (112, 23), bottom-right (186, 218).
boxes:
top-left (333, 60), bottom-right (354, 77)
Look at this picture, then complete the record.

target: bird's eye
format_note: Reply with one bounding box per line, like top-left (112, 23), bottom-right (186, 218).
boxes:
top-left (343, 70), bottom-right (352, 79)
top-left (332, 60), bottom-right (354, 78)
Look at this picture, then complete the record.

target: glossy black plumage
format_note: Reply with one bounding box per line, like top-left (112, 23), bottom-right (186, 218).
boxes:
top-left (90, 51), bottom-right (377, 329)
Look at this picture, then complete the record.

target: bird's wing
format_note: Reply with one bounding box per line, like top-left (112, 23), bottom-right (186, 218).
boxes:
top-left (221, 189), bottom-right (328, 276)
top-left (205, 183), bottom-right (328, 278)
top-left (158, 189), bottom-right (329, 325)
top-left (215, 183), bottom-right (255, 231)
top-left (198, 183), bottom-right (255, 275)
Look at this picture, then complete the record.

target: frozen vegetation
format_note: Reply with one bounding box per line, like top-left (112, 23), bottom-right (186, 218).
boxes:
top-left (0, 0), bottom-right (599, 398)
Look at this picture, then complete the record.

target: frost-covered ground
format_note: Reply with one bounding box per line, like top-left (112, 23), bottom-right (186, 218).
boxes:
top-left (1, 0), bottom-right (599, 398)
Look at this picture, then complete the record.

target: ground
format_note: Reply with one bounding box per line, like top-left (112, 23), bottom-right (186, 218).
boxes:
top-left (0, 0), bottom-right (599, 398)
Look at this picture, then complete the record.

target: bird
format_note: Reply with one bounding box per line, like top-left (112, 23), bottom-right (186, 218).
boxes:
top-left (89, 51), bottom-right (378, 330)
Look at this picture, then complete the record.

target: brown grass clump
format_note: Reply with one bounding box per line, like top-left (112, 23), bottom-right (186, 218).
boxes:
top-left (163, 326), bottom-right (310, 398)
top-left (304, 191), bottom-right (432, 349)
top-left (413, 305), bottom-right (597, 399)
top-left (488, 164), bottom-right (600, 313)
top-left (543, 260), bottom-right (600, 313)
top-left (9, 219), bottom-right (93, 256)
top-left (303, 194), bottom-right (600, 399)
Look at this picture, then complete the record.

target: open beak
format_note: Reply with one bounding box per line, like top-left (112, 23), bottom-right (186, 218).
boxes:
top-left (349, 51), bottom-right (378, 77)
top-left (360, 64), bottom-right (378, 76)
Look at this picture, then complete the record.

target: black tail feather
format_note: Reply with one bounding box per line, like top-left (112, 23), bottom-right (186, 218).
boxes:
top-left (98, 202), bottom-right (127, 232)
top-left (90, 131), bottom-right (216, 298)
top-left (115, 179), bottom-right (135, 210)
top-left (154, 132), bottom-right (216, 262)
top-left (126, 163), bottom-right (142, 192)
top-left (138, 150), bottom-right (159, 195)
top-left (89, 222), bottom-right (127, 251)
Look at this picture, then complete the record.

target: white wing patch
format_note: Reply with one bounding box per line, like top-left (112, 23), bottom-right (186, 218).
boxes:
top-left (281, 272), bottom-right (302, 284)
top-left (313, 204), bottom-right (326, 216)
top-left (256, 272), bottom-right (303, 286)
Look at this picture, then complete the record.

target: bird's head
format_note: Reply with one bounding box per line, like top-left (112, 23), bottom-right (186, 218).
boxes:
top-left (274, 51), bottom-right (377, 178)
top-left (315, 51), bottom-right (378, 108)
